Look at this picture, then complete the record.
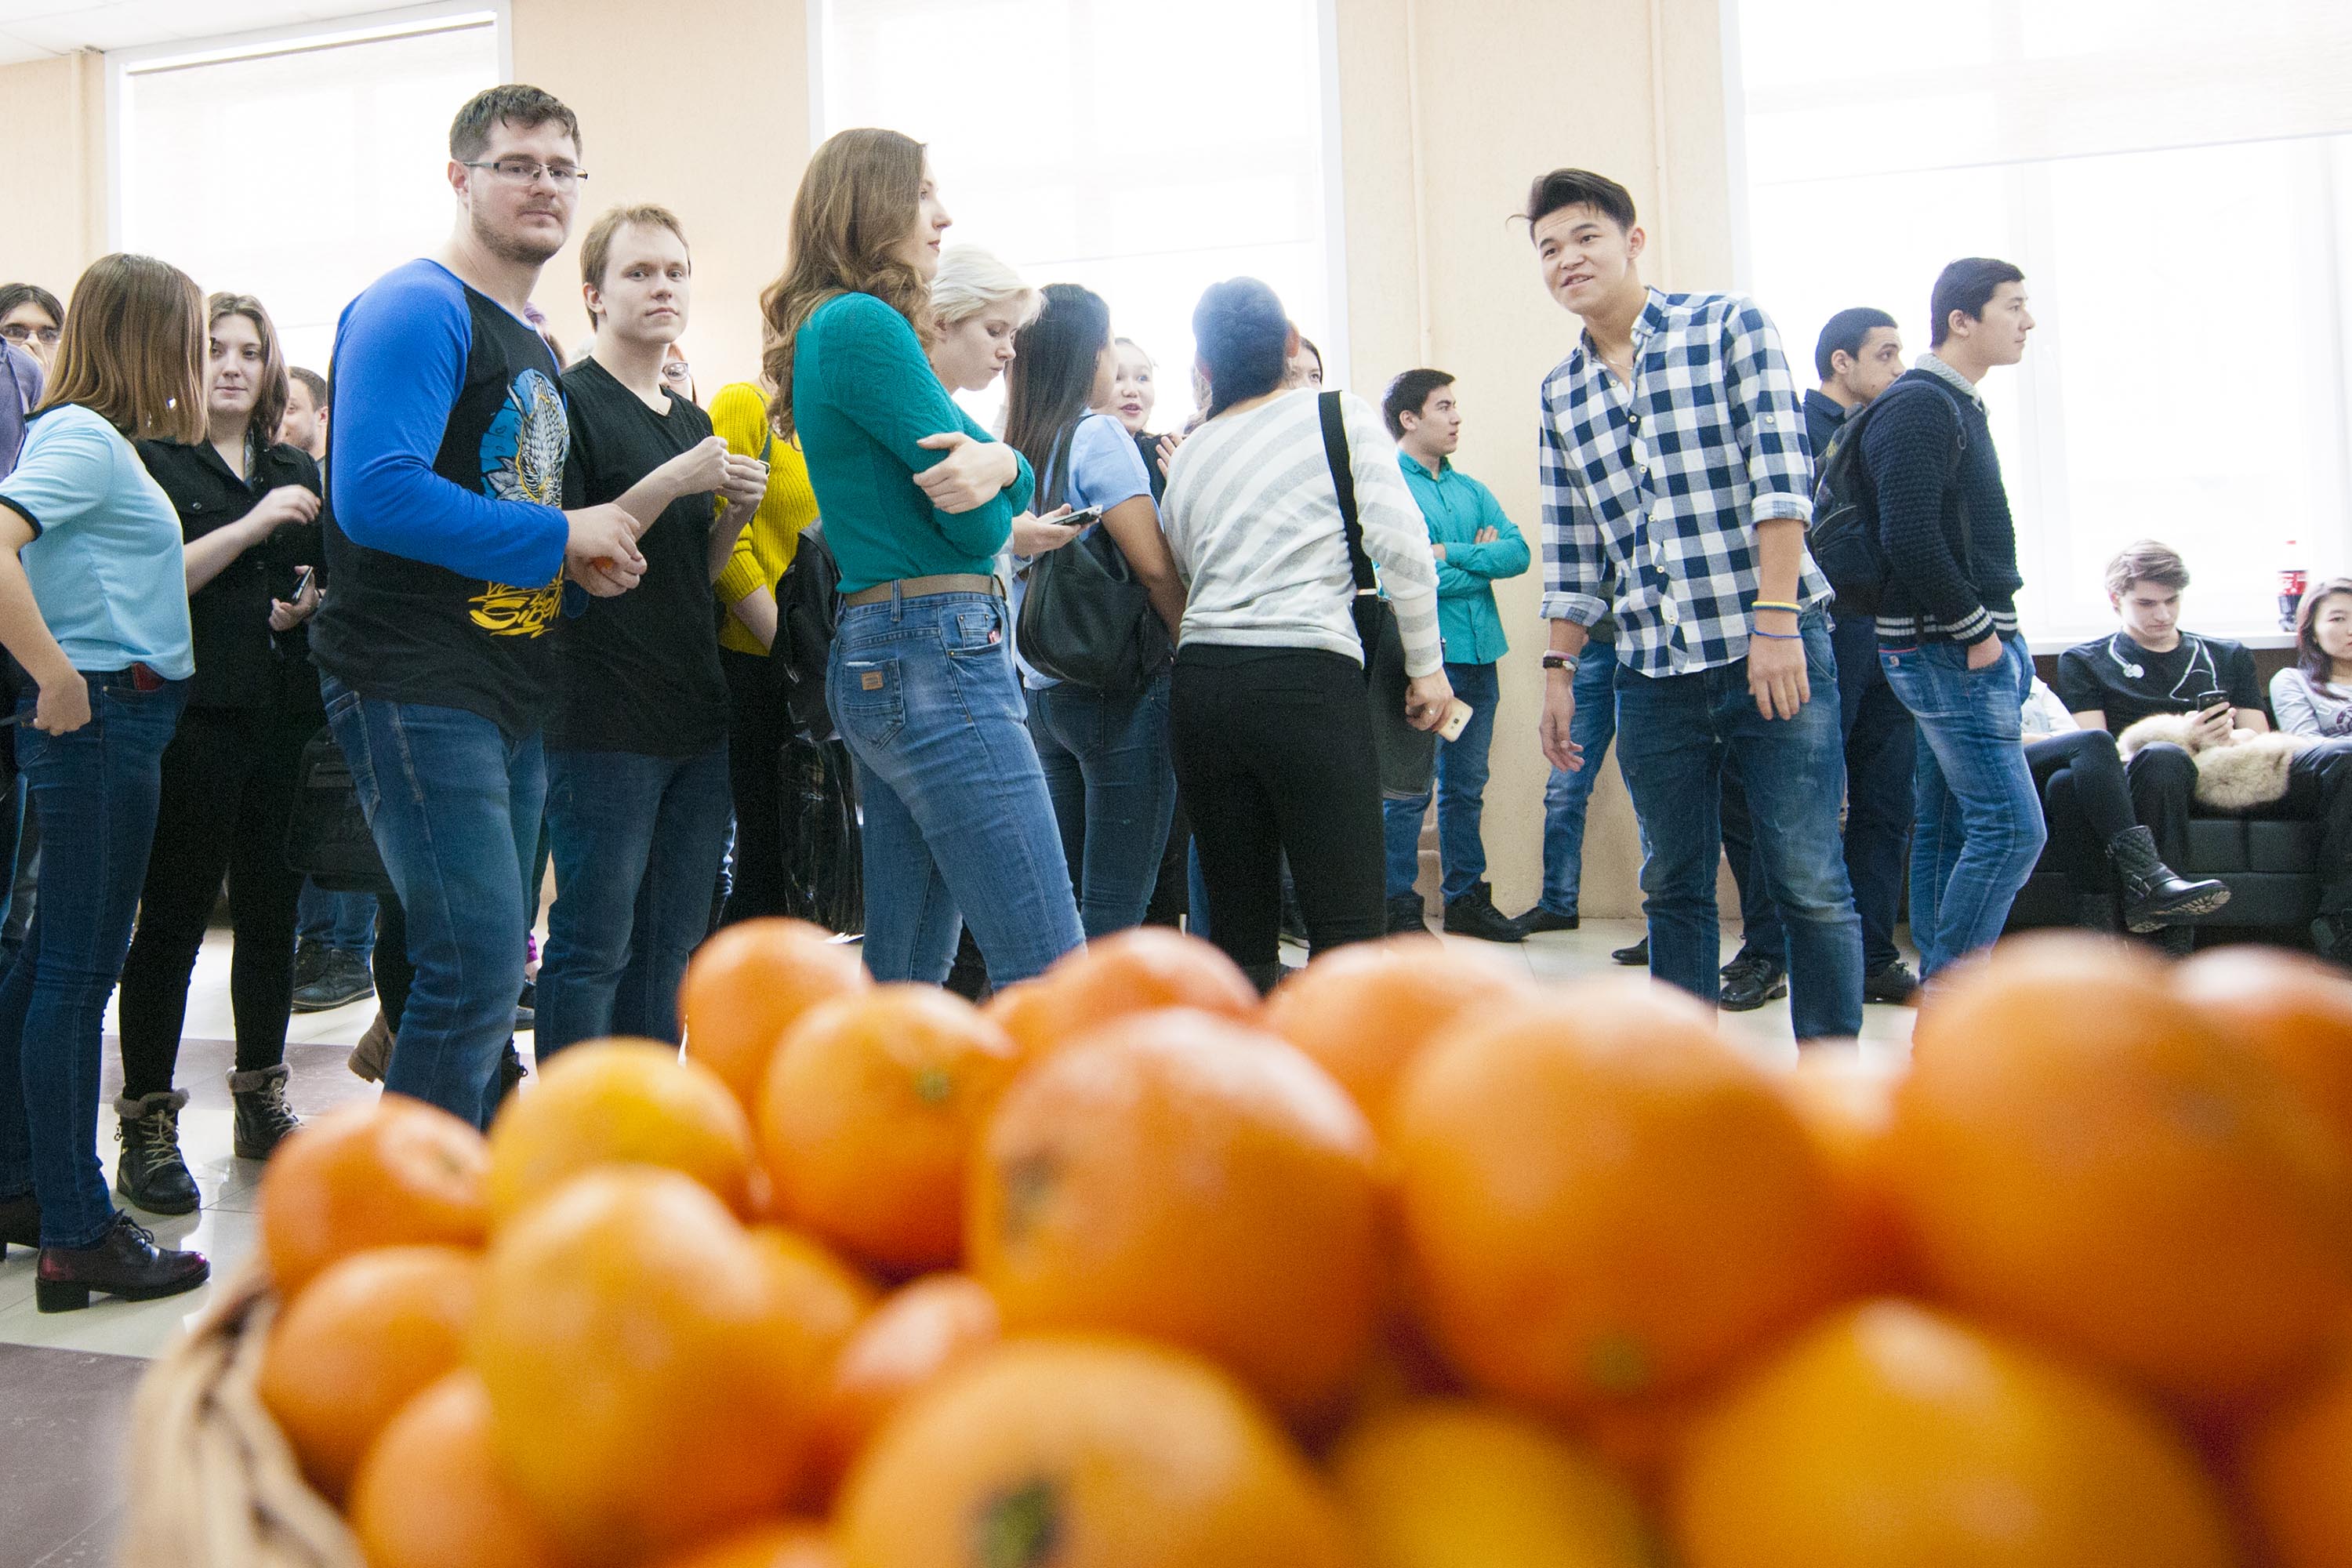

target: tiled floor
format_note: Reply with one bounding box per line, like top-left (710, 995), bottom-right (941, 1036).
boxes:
top-left (0, 917), bottom-right (1915, 1566)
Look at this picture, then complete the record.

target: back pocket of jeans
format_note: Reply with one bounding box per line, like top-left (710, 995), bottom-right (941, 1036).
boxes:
top-left (838, 656), bottom-right (905, 746)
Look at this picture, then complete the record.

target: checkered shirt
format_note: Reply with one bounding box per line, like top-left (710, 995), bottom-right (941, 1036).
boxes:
top-left (1537, 288), bottom-right (1828, 677)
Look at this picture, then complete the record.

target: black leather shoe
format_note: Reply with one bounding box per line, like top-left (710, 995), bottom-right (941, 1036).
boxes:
top-left (34, 1210), bottom-right (209, 1313)
top-left (292, 946), bottom-right (374, 1012)
top-left (1610, 936), bottom-right (1649, 966)
top-left (230, 1064), bottom-right (302, 1160)
top-left (1385, 893), bottom-right (1429, 937)
top-left (114, 1090), bottom-right (200, 1215)
top-left (1719, 956), bottom-right (1788, 1012)
top-left (1862, 960), bottom-right (1920, 1006)
top-left (1443, 883), bottom-right (1526, 943)
top-left (1515, 906), bottom-right (1580, 934)
top-left (0, 1189), bottom-right (38, 1260)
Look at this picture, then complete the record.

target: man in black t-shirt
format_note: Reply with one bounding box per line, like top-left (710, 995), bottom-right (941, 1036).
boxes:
top-left (537, 205), bottom-right (767, 1056)
top-left (2056, 540), bottom-right (2352, 960)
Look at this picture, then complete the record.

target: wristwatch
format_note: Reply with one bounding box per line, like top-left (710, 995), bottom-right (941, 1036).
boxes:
top-left (1541, 651), bottom-right (1579, 673)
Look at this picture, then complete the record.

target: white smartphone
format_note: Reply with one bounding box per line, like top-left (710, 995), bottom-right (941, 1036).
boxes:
top-left (1437, 699), bottom-right (1474, 742)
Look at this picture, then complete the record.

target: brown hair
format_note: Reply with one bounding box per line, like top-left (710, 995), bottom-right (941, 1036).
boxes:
top-left (34, 254), bottom-right (205, 443)
top-left (2294, 577), bottom-right (2352, 689)
top-left (580, 203), bottom-right (688, 328)
top-left (206, 292), bottom-right (290, 452)
top-left (759, 128), bottom-right (930, 439)
top-left (2104, 540), bottom-right (2191, 599)
top-left (448, 83), bottom-right (580, 165)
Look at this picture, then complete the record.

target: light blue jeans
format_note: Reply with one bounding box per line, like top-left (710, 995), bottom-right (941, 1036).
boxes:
top-left (1538, 641), bottom-right (1625, 916)
top-left (1383, 660), bottom-right (1502, 902)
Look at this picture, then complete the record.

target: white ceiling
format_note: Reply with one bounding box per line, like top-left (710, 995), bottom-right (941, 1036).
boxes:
top-left (0, 0), bottom-right (408, 67)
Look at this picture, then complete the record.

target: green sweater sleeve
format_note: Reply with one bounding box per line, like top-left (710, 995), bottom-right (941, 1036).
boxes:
top-left (815, 294), bottom-right (1033, 557)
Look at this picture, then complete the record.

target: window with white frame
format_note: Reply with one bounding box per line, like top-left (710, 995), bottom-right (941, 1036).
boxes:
top-left (1733, 0), bottom-right (2352, 642)
top-left (115, 11), bottom-right (502, 380)
top-left (818, 0), bottom-right (1338, 433)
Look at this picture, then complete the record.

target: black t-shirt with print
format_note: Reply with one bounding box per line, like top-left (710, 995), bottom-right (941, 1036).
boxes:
top-left (547, 358), bottom-right (728, 756)
top-left (2053, 631), bottom-right (2263, 734)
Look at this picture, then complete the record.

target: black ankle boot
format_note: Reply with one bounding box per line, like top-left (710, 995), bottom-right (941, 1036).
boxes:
top-left (0, 1189), bottom-right (38, 1259)
top-left (34, 1210), bottom-right (208, 1312)
top-left (1385, 892), bottom-right (1429, 937)
top-left (229, 1063), bottom-right (302, 1160)
top-left (114, 1089), bottom-right (199, 1214)
top-left (1443, 883), bottom-right (1527, 944)
top-left (2106, 826), bottom-right (2230, 934)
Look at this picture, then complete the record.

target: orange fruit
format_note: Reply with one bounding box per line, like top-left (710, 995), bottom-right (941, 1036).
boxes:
top-left (834, 1335), bottom-right (1356, 1568)
top-left (681, 917), bottom-right (871, 1112)
top-left (993, 927), bottom-right (1258, 1062)
top-left (1889, 933), bottom-right (2352, 1399)
top-left (1261, 938), bottom-right (1537, 1132)
top-left (1671, 1298), bottom-right (2242, 1568)
top-left (485, 1037), bottom-right (756, 1225)
top-left (256, 1244), bottom-right (480, 1502)
top-left (259, 1096), bottom-right (490, 1300)
top-left (647, 1520), bottom-right (840, 1568)
top-left (2245, 1333), bottom-right (2352, 1568)
top-left (1330, 1399), bottom-right (1655, 1568)
top-left (1782, 1051), bottom-right (1911, 1291)
top-left (759, 985), bottom-right (1022, 1272)
top-left (470, 1167), bottom-right (840, 1565)
top-left (1390, 979), bottom-right (1844, 1414)
top-left (968, 1009), bottom-right (1381, 1418)
top-left (347, 1370), bottom-right (570, 1568)
top-left (809, 1272), bottom-right (1001, 1496)
top-left (2178, 946), bottom-right (2352, 1148)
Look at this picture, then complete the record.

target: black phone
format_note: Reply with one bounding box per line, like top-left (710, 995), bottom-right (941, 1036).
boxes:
top-left (291, 565), bottom-right (317, 601)
top-left (2197, 688), bottom-right (2231, 717)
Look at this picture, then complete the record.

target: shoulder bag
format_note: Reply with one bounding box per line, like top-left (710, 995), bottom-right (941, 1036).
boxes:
top-left (285, 728), bottom-right (394, 895)
top-left (1014, 421), bottom-right (1172, 694)
top-left (1316, 390), bottom-right (1437, 799)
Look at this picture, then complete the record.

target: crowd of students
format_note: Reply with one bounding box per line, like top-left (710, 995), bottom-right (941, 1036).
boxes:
top-left (1, 83), bottom-right (2347, 1312)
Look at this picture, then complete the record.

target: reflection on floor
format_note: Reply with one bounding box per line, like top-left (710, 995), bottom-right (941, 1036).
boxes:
top-left (0, 918), bottom-right (1913, 1566)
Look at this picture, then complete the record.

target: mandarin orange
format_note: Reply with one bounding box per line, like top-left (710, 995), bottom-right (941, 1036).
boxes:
top-left (680, 918), bottom-right (870, 1112)
top-left (808, 1272), bottom-right (1001, 1496)
top-left (485, 1037), bottom-right (756, 1225)
top-left (258, 1096), bottom-right (489, 1300)
top-left (347, 1370), bottom-right (572, 1568)
top-left (992, 927), bottom-right (1257, 1063)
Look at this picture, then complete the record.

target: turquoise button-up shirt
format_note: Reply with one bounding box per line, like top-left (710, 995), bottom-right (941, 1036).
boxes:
top-left (1398, 452), bottom-right (1530, 666)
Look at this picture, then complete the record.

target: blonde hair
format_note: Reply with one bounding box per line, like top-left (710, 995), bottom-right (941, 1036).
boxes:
top-left (931, 246), bottom-right (1039, 332)
top-left (759, 127), bottom-right (931, 440)
top-left (206, 292), bottom-right (289, 451)
top-left (580, 203), bottom-right (689, 328)
top-left (35, 254), bottom-right (205, 444)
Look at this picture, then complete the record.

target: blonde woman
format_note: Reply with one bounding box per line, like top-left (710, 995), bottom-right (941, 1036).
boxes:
top-left (0, 253), bottom-right (207, 1310)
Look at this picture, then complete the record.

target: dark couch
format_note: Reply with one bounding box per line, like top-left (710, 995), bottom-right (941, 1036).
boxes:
top-left (2006, 808), bottom-right (2321, 940)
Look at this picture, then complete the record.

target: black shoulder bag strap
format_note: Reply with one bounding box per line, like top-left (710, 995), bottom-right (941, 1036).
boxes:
top-left (1316, 390), bottom-right (1384, 673)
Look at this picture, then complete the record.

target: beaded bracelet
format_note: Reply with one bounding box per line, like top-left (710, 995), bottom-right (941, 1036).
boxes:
top-left (1750, 629), bottom-right (1802, 641)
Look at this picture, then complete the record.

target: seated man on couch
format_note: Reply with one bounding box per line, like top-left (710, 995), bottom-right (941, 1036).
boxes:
top-left (2055, 539), bottom-right (2352, 959)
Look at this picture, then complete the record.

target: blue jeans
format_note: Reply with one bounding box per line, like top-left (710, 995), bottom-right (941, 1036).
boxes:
top-left (323, 679), bottom-right (543, 1130)
top-left (1833, 609), bottom-right (1915, 973)
top-left (1879, 633), bottom-right (2044, 977)
top-left (1027, 675), bottom-right (1177, 940)
top-left (1384, 661), bottom-right (1502, 902)
top-left (1539, 640), bottom-right (1627, 916)
top-left (539, 744), bottom-right (733, 1056)
top-left (828, 591), bottom-right (1082, 985)
top-left (1718, 757), bottom-right (1785, 964)
top-left (1613, 615), bottom-right (1864, 1040)
top-left (296, 880), bottom-right (377, 959)
top-left (0, 672), bottom-right (187, 1247)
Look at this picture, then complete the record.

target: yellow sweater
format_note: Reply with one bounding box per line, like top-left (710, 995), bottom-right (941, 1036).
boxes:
top-left (710, 380), bottom-right (820, 657)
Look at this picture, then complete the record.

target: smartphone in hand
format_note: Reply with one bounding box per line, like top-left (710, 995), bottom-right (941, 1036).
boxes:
top-left (1437, 699), bottom-right (1474, 742)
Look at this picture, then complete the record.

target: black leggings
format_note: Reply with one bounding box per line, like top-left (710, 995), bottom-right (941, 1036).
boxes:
top-left (718, 646), bottom-right (792, 924)
top-left (2027, 728), bottom-right (2134, 890)
top-left (1170, 644), bottom-right (1384, 979)
top-left (117, 706), bottom-right (313, 1096)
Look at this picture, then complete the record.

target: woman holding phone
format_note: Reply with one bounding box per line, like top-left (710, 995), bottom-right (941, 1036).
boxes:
top-left (760, 129), bottom-right (1081, 985)
top-left (0, 253), bottom-right (208, 1310)
top-left (114, 292), bottom-right (324, 1214)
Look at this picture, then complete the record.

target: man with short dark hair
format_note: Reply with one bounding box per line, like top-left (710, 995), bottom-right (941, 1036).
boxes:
top-left (1527, 167), bottom-right (1863, 1040)
top-left (310, 84), bottom-right (650, 1127)
top-left (1377, 368), bottom-right (1530, 941)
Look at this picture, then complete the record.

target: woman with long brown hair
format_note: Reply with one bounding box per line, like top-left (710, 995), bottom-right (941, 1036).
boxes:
top-left (0, 253), bottom-right (209, 1311)
top-left (761, 129), bottom-right (1081, 983)
top-left (2275, 579), bottom-right (2352, 739)
top-left (111, 292), bottom-right (326, 1214)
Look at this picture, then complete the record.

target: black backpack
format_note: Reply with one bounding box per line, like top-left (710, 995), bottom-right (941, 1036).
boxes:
top-left (1808, 379), bottom-right (1969, 612)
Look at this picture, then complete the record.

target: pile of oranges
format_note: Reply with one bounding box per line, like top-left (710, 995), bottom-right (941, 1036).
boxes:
top-left (241, 920), bottom-right (2352, 1567)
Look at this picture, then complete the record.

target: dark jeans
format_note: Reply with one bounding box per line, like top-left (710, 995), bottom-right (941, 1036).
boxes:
top-left (2130, 735), bottom-right (2352, 914)
top-left (0, 672), bottom-right (187, 1247)
top-left (1539, 639), bottom-right (1628, 916)
top-left (2029, 727), bottom-right (2134, 891)
top-left (1613, 614), bottom-right (1864, 1040)
top-left (539, 743), bottom-right (733, 1055)
top-left (1172, 644), bottom-right (1386, 980)
top-left (324, 679), bottom-right (543, 1131)
top-left (1717, 758), bottom-right (1783, 962)
top-left (718, 646), bottom-right (792, 926)
top-left (1027, 673), bottom-right (1177, 940)
top-left (1382, 660), bottom-right (1501, 902)
top-left (297, 880), bottom-right (376, 959)
top-left (117, 705), bottom-right (313, 1098)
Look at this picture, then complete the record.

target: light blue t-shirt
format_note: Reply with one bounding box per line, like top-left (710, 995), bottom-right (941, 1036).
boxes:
top-left (1012, 411), bottom-right (1156, 690)
top-left (0, 403), bottom-right (195, 679)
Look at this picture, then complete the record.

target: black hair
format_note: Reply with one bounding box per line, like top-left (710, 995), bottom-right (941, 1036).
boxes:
top-left (1929, 258), bottom-right (2024, 348)
top-left (1004, 282), bottom-right (1113, 489)
top-left (1296, 335), bottom-right (1322, 372)
top-left (1813, 307), bottom-right (1898, 381)
top-left (0, 282), bottom-right (64, 328)
top-left (1381, 368), bottom-right (1455, 439)
top-left (1192, 278), bottom-right (1290, 417)
top-left (448, 83), bottom-right (582, 165)
top-left (1523, 169), bottom-right (1637, 234)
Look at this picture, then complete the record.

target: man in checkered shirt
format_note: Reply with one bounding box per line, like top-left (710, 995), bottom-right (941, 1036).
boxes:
top-left (1526, 168), bottom-right (1864, 1042)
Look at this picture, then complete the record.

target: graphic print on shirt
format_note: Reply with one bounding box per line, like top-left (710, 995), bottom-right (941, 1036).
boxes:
top-left (470, 365), bottom-right (567, 637)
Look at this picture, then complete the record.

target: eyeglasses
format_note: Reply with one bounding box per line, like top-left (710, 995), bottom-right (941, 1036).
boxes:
top-left (0, 324), bottom-right (60, 347)
top-left (463, 158), bottom-right (587, 190)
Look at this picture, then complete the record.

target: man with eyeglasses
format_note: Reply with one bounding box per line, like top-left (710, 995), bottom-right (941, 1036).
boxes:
top-left (0, 285), bottom-right (62, 375)
top-left (308, 84), bottom-right (652, 1130)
